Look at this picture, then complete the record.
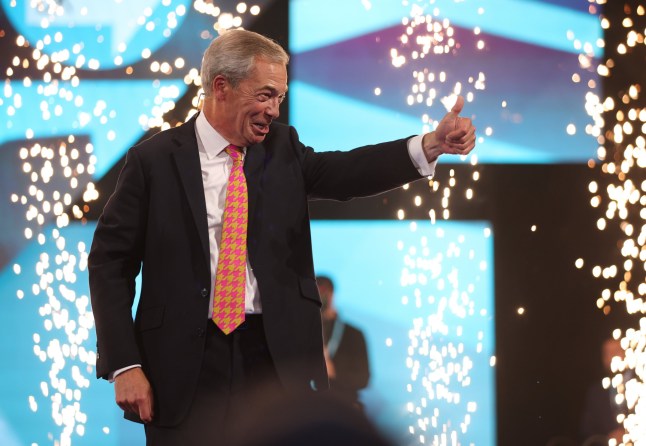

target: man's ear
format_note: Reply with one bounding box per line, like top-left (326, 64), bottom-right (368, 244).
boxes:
top-left (212, 75), bottom-right (228, 100)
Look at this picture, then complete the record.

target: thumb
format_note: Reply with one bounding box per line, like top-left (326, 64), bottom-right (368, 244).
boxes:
top-left (450, 95), bottom-right (464, 115)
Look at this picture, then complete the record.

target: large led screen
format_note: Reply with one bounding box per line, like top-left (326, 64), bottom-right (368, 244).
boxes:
top-left (289, 0), bottom-right (602, 163)
top-left (0, 220), bottom-right (494, 445)
top-left (311, 220), bottom-right (495, 445)
top-left (0, 1), bottom-right (497, 444)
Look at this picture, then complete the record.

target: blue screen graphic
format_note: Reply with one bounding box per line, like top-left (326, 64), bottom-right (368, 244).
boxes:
top-left (0, 220), bottom-right (494, 445)
top-left (289, 0), bottom-right (602, 163)
top-left (311, 220), bottom-right (495, 445)
top-left (0, 1), bottom-right (497, 444)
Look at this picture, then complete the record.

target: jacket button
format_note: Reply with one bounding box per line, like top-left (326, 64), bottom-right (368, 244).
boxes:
top-left (196, 328), bottom-right (205, 338)
top-left (201, 288), bottom-right (208, 298)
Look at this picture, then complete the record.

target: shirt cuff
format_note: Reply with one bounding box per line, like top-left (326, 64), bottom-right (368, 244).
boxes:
top-left (407, 134), bottom-right (437, 178)
top-left (108, 364), bottom-right (142, 383)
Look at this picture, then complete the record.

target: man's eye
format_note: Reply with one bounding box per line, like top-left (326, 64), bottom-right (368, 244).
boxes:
top-left (257, 93), bottom-right (270, 102)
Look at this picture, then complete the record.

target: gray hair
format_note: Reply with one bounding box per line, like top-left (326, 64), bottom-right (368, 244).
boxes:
top-left (201, 29), bottom-right (289, 96)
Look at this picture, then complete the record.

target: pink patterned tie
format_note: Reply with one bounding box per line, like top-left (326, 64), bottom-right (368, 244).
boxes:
top-left (212, 145), bottom-right (247, 334)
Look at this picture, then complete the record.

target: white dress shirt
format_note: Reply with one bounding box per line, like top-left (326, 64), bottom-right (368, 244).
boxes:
top-left (195, 112), bottom-right (262, 315)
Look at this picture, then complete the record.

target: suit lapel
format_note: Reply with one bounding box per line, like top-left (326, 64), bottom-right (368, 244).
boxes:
top-left (171, 116), bottom-right (211, 267)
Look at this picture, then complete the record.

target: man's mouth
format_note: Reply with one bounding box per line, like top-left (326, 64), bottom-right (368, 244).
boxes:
top-left (253, 122), bottom-right (269, 134)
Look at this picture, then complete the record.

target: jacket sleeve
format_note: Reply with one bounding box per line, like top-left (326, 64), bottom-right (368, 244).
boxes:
top-left (290, 126), bottom-right (423, 201)
top-left (88, 147), bottom-right (148, 379)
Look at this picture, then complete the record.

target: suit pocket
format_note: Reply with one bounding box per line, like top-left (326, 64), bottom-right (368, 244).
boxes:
top-left (137, 305), bottom-right (165, 332)
top-left (298, 277), bottom-right (321, 306)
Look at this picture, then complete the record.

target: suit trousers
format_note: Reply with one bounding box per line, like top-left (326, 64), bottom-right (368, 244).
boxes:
top-left (144, 315), bottom-right (282, 446)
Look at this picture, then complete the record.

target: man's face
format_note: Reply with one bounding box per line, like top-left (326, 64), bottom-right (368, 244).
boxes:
top-left (218, 58), bottom-right (288, 147)
top-left (317, 284), bottom-right (333, 311)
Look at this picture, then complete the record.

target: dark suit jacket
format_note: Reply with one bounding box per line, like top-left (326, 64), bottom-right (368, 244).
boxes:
top-left (323, 317), bottom-right (370, 405)
top-left (88, 114), bottom-right (422, 426)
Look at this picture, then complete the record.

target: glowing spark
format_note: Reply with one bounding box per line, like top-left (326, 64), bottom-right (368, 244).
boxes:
top-left (392, 1), bottom-right (483, 224)
top-left (582, 2), bottom-right (646, 444)
top-left (399, 224), bottom-right (494, 444)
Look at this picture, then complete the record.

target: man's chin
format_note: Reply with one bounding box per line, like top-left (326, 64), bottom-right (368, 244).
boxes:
top-left (248, 134), bottom-right (267, 145)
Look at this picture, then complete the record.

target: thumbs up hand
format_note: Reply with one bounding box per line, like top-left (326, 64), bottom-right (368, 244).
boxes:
top-left (422, 95), bottom-right (476, 162)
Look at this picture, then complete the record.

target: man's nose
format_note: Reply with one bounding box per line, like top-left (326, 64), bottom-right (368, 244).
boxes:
top-left (265, 98), bottom-right (281, 119)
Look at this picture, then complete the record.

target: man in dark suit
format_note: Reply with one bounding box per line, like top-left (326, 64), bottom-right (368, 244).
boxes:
top-left (89, 29), bottom-right (475, 445)
top-left (316, 275), bottom-right (371, 409)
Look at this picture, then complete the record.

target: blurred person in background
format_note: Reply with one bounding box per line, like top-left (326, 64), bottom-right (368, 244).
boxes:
top-left (579, 336), bottom-right (626, 445)
top-left (317, 275), bottom-right (370, 410)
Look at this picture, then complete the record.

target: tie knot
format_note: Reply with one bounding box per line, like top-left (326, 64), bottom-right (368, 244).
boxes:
top-left (225, 145), bottom-right (243, 161)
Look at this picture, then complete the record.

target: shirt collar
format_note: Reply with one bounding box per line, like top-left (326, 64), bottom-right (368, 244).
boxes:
top-left (195, 111), bottom-right (245, 160)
